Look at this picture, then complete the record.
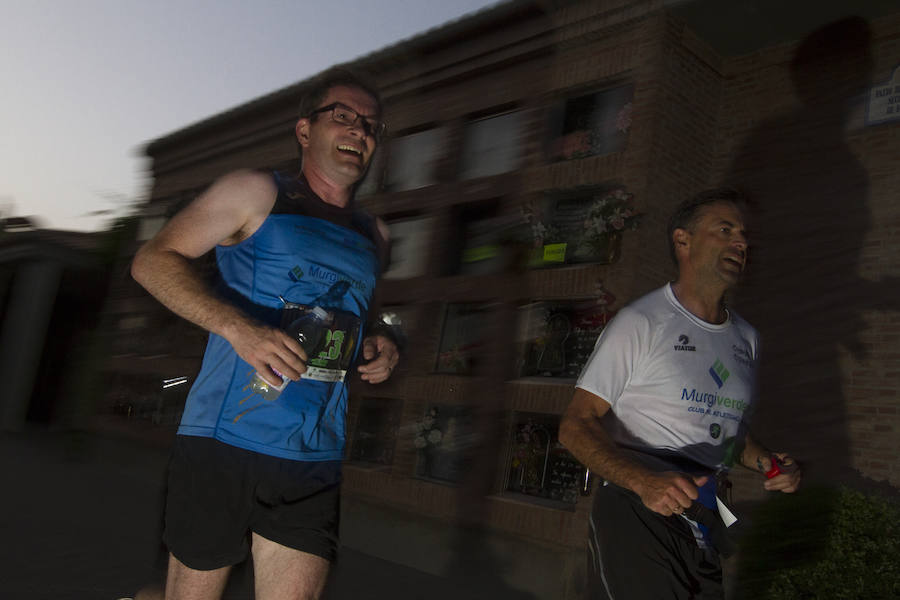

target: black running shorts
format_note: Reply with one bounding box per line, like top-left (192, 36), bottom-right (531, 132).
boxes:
top-left (163, 435), bottom-right (341, 571)
top-left (587, 481), bottom-right (723, 600)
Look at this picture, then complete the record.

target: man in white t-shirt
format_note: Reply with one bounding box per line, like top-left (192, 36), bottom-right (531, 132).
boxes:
top-left (560, 189), bottom-right (801, 599)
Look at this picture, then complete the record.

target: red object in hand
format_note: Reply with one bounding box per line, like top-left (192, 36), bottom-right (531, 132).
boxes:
top-left (765, 455), bottom-right (798, 479)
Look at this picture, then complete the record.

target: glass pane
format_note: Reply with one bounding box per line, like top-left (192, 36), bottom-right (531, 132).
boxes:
top-left (349, 397), bottom-right (401, 466)
top-left (435, 303), bottom-right (491, 374)
top-left (382, 216), bottom-right (435, 279)
top-left (385, 127), bottom-right (447, 192)
top-left (457, 213), bottom-right (519, 275)
top-left (506, 413), bottom-right (586, 506)
top-left (518, 186), bottom-right (639, 267)
top-left (355, 149), bottom-right (386, 197)
top-left (516, 297), bottom-right (616, 379)
top-left (548, 85), bottom-right (634, 161)
top-left (414, 404), bottom-right (474, 484)
top-left (459, 111), bottom-right (526, 179)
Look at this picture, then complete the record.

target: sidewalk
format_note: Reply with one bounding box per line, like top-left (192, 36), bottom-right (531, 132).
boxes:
top-left (1, 427), bottom-right (170, 599)
top-left (0, 425), bottom-right (530, 600)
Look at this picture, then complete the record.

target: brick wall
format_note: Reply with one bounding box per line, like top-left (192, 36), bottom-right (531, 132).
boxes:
top-left (713, 13), bottom-right (900, 489)
top-left (123, 4), bottom-right (900, 597)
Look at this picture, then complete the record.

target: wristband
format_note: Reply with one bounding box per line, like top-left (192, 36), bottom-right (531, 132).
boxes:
top-left (367, 312), bottom-right (407, 353)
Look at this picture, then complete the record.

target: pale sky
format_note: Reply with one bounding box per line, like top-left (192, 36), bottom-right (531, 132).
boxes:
top-left (0, 0), bottom-right (500, 231)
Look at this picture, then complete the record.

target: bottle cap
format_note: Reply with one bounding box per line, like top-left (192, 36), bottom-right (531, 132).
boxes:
top-left (311, 306), bottom-right (329, 320)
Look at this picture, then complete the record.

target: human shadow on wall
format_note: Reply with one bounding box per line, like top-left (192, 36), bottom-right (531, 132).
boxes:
top-left (726, 16), bottom-right (898, 490)
top-left (725, 16), bottom-right (900, 597)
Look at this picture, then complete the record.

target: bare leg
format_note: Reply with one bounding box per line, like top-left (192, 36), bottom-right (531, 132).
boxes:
top-left (251, 532), bottom-right (330, 600)
top-left (164, 554), bottom-right (231, 600)
top-left (133, 582), bottom-right (164, 600)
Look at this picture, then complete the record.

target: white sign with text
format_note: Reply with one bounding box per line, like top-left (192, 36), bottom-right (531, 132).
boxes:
top-left (867, 65), bottom-right (900, 126)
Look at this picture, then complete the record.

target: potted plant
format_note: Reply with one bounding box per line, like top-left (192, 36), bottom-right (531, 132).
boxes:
top-left (576, 188), bottom-right (641, 264)
top-left (414, 407), bottom-right (443, 477)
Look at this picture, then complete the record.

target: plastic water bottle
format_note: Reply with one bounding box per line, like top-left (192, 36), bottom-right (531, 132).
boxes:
top-left (250, 306), bottom-right (332, 400)
top-left (312, 280), bottom-right (350, 308)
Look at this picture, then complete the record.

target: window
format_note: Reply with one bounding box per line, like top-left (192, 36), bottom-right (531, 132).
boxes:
top-left (456, 212), bottom-right (519, 275)
top-left (515, 297), bottom-right (616, 379)
top-left (354, 149), bottom-right (386, 197)
top-left (382, 215), bottom-right (435, 279)
top-left (414, 404), bottom-right (473, 483)
top-left (506, 412), bottom-right (587, 507)
top-left (459, 110), bottom-right (527, 179)
top-left (519, 185), bottom-right (637, 267)
top-left (349, 397), bottom-right (401, 466)
top-left (384, 127), bottom-right (447, 192)
top-left (547, 85), bottom-right (634, 161)
top-left (447, 199), bottom-right (519, 276)
top-left (435, 303), bottom-right (491, 375)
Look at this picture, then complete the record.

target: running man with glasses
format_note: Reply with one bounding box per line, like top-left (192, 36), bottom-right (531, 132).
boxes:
top-left (132, 68), bottom-right (398, 600)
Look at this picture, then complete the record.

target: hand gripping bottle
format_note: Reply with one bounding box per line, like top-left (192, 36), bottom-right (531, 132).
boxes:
top-left (250, 306), bottom-right (332, 400)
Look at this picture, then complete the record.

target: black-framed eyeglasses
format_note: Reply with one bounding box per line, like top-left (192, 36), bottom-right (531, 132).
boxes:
top-left (308, 102), bottom-right (386, 139)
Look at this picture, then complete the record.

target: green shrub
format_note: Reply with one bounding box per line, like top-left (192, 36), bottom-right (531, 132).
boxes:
top-left (735, 485), bottom-right (900, 599)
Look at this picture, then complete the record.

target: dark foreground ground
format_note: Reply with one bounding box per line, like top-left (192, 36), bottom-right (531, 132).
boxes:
top-left (13, 422), bottom-right (852, 600)
top-left (0, 424), bottom-right (473, 600)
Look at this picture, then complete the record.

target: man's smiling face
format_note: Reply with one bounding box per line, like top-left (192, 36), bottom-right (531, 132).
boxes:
top-left (296, 84), bottom-right (380, 187)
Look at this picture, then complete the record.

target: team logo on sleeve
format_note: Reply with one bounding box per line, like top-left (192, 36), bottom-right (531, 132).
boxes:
top-left (732, 344), bottom-right (754, 367)
top-left (674, 334), bottom-right (696, 352)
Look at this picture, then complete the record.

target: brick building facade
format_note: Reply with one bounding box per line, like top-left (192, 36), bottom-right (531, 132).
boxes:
top-left (105, 1), bottom-right (900, 597)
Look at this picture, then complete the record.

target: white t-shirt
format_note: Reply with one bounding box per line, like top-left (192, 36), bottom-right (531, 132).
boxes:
top-left (576, 283), bottom-right (759, 471)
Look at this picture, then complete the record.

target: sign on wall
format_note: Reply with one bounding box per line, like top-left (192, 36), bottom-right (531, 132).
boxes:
top-left (866, 65), bottom-right (900, 126)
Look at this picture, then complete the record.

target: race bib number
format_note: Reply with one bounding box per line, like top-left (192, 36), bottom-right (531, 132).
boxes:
top-left (280, 306), bottom-right (361, 383)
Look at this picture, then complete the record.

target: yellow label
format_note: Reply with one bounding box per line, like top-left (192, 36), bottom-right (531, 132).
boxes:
top-left (463, 244), bottom-right (499, 263)
top-left (543, 243), bottom-right (567, 262)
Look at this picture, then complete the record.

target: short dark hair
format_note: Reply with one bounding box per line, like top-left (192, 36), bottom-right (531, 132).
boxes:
top-left (298, 67), bottom-right (383, 121)
top-left (667, 188), bottom-right (747, 265)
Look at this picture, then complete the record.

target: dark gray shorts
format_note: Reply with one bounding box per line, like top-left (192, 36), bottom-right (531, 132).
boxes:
top-left (163, 435), bottom-right (341, 571)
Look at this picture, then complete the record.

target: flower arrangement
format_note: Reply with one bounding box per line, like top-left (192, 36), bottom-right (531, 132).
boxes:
top-left (615, 102), bottom-right (633, 133)
top-left (580, 188), bottom-right (641, 256)
top-left (521, 201), bottom-right (561, 249)
top-left (510, 419), bottom-right (549, 491)
top-left (594, 278), bottom-right (616, 306)
top-left (554, 129), bottom-right (593, 160)
top-left (511, 420), bottom-right (540, 465)
top-left (414, 407), bottom-right (443, 450)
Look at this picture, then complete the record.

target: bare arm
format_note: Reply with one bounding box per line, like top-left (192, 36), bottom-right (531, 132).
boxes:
top-left (356, 216), bottom-right (399, 384)
top-left (737, 431), bottom-right (802, 493)
top-left (559, 388), bottom-right (707, 516)
top-left (131, 169), bottom-right (307, 385)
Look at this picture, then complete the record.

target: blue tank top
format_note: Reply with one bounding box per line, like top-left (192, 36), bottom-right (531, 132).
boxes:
top-left (177, 172), bottom-right (383, 461)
